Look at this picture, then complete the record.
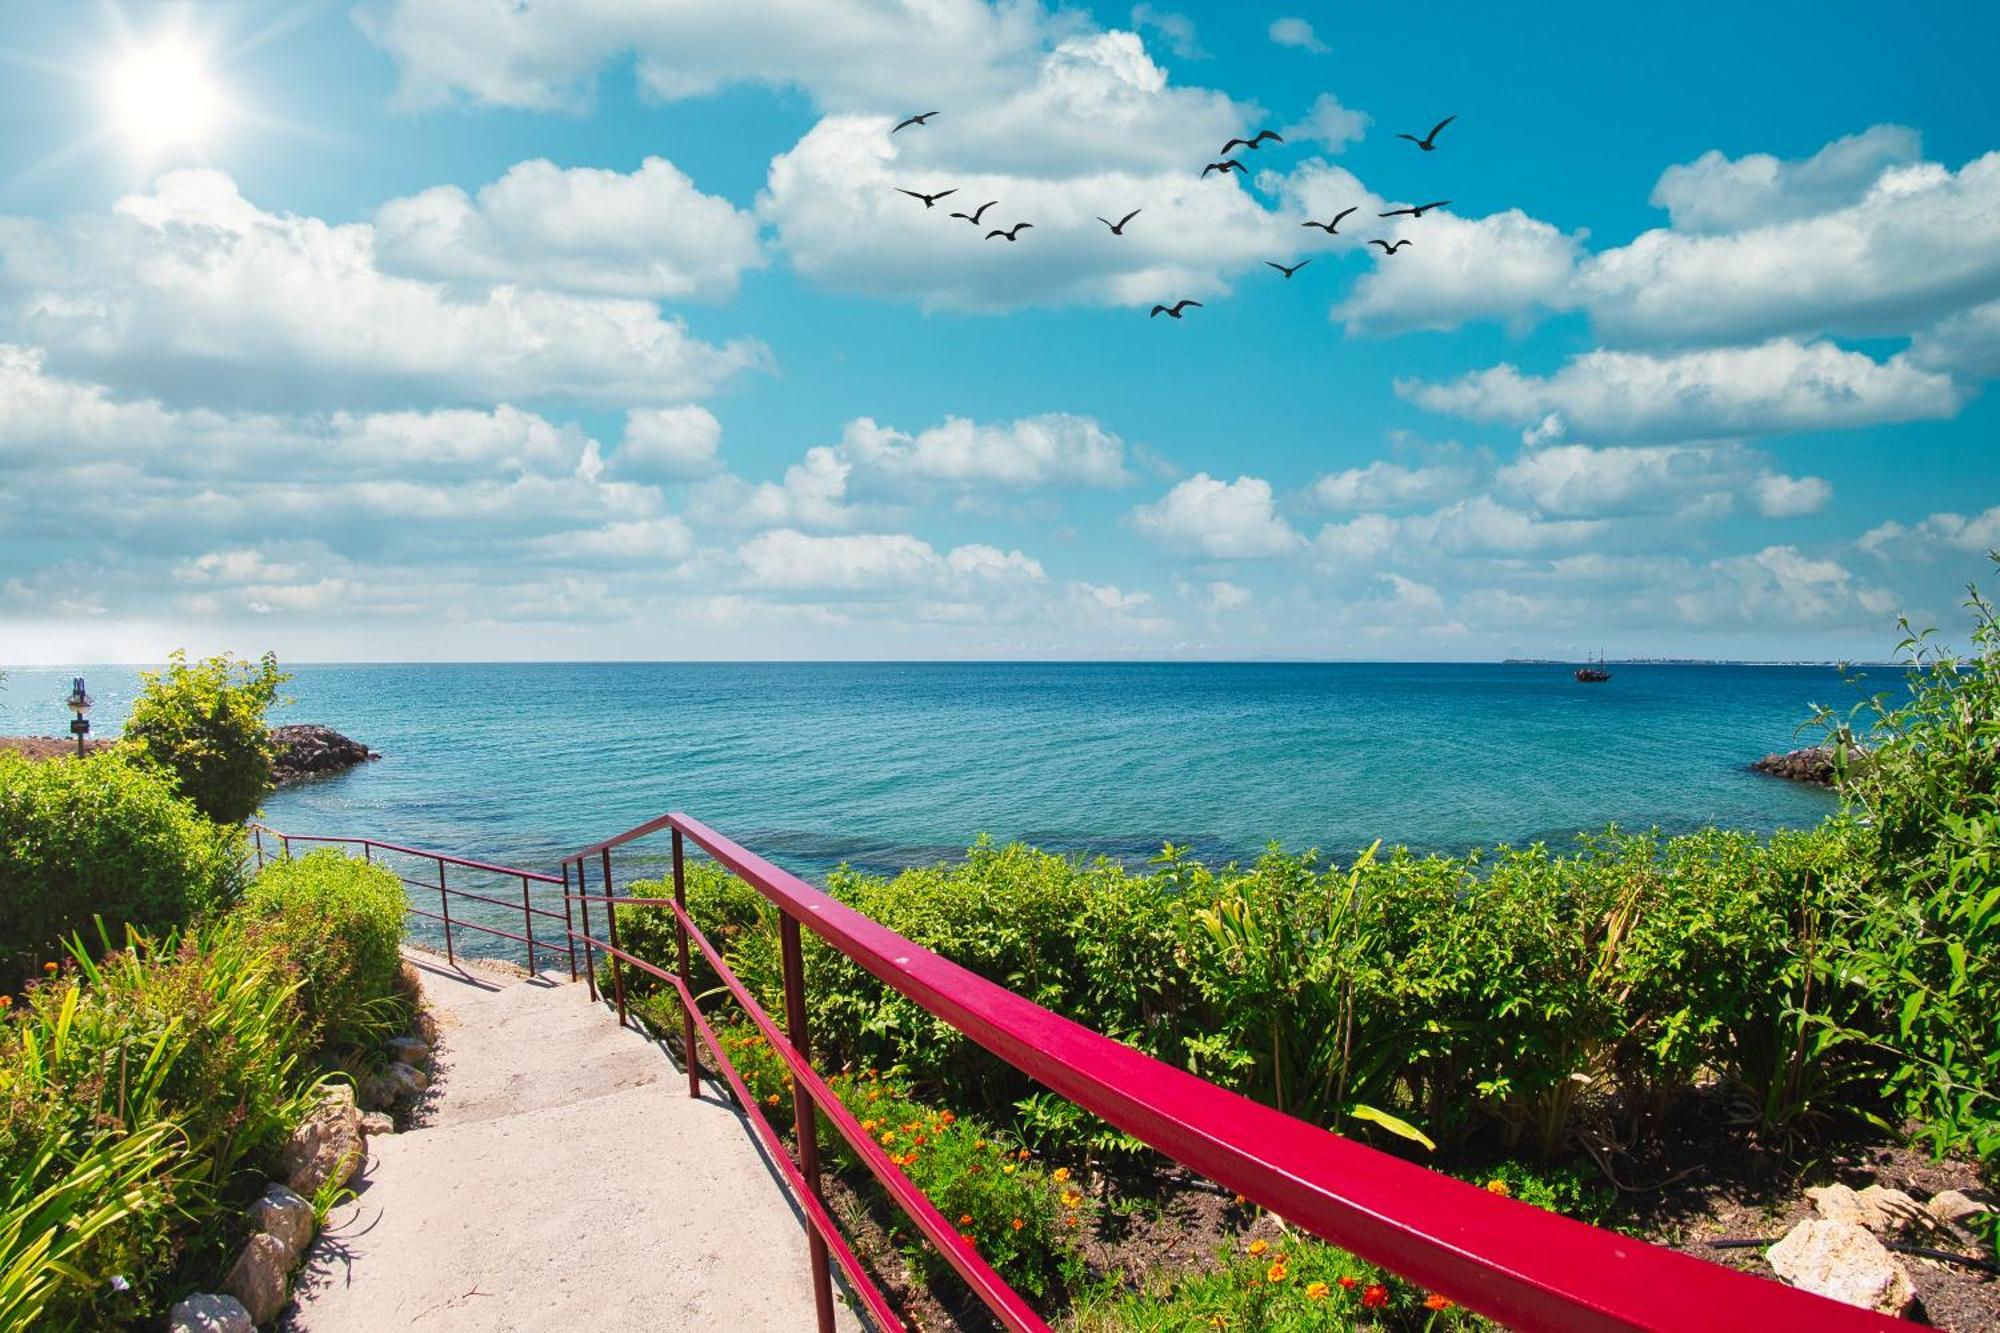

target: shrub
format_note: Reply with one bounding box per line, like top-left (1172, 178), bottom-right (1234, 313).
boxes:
top-left (240, 850), bottom-right (406, 1044)
top-left (123, 650), bottom-right (289, 825)
top-left (0, 751), bottom-right (243, 984)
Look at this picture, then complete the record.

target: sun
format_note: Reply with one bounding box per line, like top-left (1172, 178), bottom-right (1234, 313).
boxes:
top-left (103, 39), bottom-right (225, 157)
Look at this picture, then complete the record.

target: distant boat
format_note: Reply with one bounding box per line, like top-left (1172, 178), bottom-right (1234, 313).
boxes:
top-left (1575, 650), bottom-right (1612, 683)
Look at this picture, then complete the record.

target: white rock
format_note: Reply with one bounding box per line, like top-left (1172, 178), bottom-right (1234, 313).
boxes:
top-left (223, 1232), bottom-right (293, 1325)
top-left (248, 1183), bottom-right (315, 1259)
top-left (1766, 1218), bottom-right (1916, 1316)
top-left (1854, 1184), bottom-right (1927, 1232)
top-left (1806, 1183), bottom-right (1869, 1226)
top-left (360, 1110), bottom-right (396, 1136)
top-left (282, 1083), bottom-right (363, 1197)
top-left (1927, 1187), bottom-right (1996, 1227)
top-left (168, 1293), bottom-right (254, 1333)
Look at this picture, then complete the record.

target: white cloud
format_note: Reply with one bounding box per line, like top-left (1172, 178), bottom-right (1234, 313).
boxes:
top-left (1752, 472), bottom-right (1834, 518)
top-left (375, 157), bottom-right (764, 300)
top-left (1859, 506), bottom-right (2000, 561)
top-left (1312, 513), bottom-right (1399, 566)
top-left (1177, 578), bottom-right (1251, 613)
top-left (1402, 339), bottom-right (1963, 443)
top-left (614, 406), bottom-right (724, 480)
top-left (1283, 94), bottom-right (1367, 152)
top-left (735, 528), bottom-right (1044, 594)
top-left (1311, 449), bottom-right (1481, 510)
top-left (0, 170), bottom-right (767, 410)
top-left (840, 412), bottom-right (1131, 489)
top-left (1649, 125), bottom-right (1924, 233)
top-left (1131, 473), bottom-right (1302, 558)
top-left (1267, 18), bottom-right (1329, 54)
top-left (1496, 442), bottom-right (1829, 519)
top-left (1673, 545), bottom-right (1894, 628)
top-left (1130, 5), bottom-right (1205, 59)
top-left (1913, 299), bottom-right (2000, 378)
top-left (1336, 208), bottom-right (1585, 334)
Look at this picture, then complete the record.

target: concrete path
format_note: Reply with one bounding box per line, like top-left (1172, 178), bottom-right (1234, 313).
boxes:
top-left (286, 951), bottom-right (862, 1332)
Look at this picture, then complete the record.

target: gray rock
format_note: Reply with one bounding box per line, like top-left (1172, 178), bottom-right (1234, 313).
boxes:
top-left (1926, 1187), bottom-right (1997, 1227)
top-left (248, 1183), bottom-right (315, 1259)
top-left (386, 1036), bottom-right (430, 1067)
top-left (168, 1293), bottom-right (254, 1333)
top-left (360, 1110), bottom-right (396, 1137)
top-left (223, 1232), bottom-right (293, 1325)
top-left (282, 1083), bottom-right (362, 1197)
top-left (1766, 1218), bottom-right (1916, 1316)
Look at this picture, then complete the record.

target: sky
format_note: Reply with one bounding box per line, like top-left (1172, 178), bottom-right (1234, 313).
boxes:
top-left (1, 0), bottom-right (1997, 664)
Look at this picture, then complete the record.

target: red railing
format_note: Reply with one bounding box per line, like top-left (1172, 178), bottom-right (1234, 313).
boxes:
top-left (562, 812), bottom-right (1912, 1333)
top-left (250, 824), bottom-right (576, 980)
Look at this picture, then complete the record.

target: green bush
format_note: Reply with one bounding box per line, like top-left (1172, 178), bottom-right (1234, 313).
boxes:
top-left (241, 850), bottom-right (406, 1044)
top-left (0, 751), bottom-right (244, 984)
top-left (123, 650), bottom-right (289, 825)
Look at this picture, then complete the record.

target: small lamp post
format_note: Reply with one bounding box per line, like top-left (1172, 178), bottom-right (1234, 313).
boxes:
top-left (65, 676), bottom-right (92, 758)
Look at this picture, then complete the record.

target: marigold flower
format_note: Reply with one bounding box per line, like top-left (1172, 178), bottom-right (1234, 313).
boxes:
top-left (1266, 1261), bottom-right (1288, 1283)
top-left (1011, 1217), bottom-right (1024, 1231)
top-left (1361, 1283), bottom-right (1389, 1308)
top-left (765, 1093), bottom-right (780, 1106)
top-left (1304, 1281), bottom-right (1330, 1302)
top-left (861, 1119), bottom-right (878, 1133)
top-left (913, 1134), bottom-right (927, 1146)
top-left (1017, 1149), bottom-right (1030, 1160)
top-left (880, 1131), bottom-right (895, 1145)
top-left (1337, 1275), bottom-right (1358, 1291)
top-left (42, 962), bottom-right (57, 974)
top-left (1207, 1316), bottom-right (1228, 1329)
top-left (1232, 1193), bottom-right (1246, 1205)
top-left (1424, 1294), bottom-right (1453, 1311)
top-left (1051, 1167), bottom-right (1071, 1183)
top-left (0, 995), bottom-right (11, 1008)
top-left (1063, 1215), bottom-right (1078, 1227)
top-left (1247, 1239), bottom-right (1268, 1256)
top-left (938, 1111), bottom-right (956, 1126)
top-left (959, 1232), bottom-right (977, 1247)
top-left (1486, 1178), bottom-right (1511, 1197)
top-left (958, 1213), bottom-right (973, 1225)
top-left (1003, 1164), bottom-right (1016, 1175)
top-left (1061, 1189), bottom-right (1083, 1208)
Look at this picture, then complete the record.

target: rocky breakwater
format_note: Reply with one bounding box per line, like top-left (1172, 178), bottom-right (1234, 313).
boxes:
top-left (1750, 744), bottom-right (1864, 786)
top-left (269, 724), bottom-right (379, 785)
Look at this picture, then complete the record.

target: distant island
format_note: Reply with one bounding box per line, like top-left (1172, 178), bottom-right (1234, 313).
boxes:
top-left (1500, 658), bottom-right (1896, 667)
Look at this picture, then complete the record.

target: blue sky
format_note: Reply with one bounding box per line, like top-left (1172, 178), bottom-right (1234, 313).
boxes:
top-left (2, 0), bottom-right (1996, 663)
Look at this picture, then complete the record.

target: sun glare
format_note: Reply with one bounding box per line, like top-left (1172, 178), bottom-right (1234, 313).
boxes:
top-left (104, 40), bottom-right (224, 156)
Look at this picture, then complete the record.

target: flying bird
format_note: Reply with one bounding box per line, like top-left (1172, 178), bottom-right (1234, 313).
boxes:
top-left (891, 111), bottom-right (940, 133)
top-left (1302, 206), bottom-right (1360, 234)
top-left (1266, 260), bottom-right (1312, 279)
top-left (1097, 208), bottom-right (1142, 235)
top-left (1368, 238), bottom-right (1413, 254)
top-left (1220, 130), bottom-right (1284, 153)
top-left (1397, 115), bottom-right (1456, 151)
top-left (897, 187), bottom-right (958, 208)
top-left (950, 200), bottom-right (999, 225)
top-left (1201, 159), bottom-right (1247, 178)
top-left (1379, 200), bottom-right (1451, 219)
top-left (1150, 300), bottom-right (1203, 318)
top-left (986, 222), bottom-right (1034, 241)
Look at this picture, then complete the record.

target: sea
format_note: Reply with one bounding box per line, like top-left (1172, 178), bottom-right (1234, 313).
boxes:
top-left (3, 661), bottom-right (1865, 958)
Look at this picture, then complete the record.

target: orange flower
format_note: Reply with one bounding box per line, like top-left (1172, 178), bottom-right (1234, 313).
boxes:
top-left (765, 1093), bottom-right (780, 1106)
top-left (0, 995), bottom-right (11, 1009)
top-left (1337, 1276), bottom-right (1358, 1291)
top-left (1266, 1261), bottom-right (1288, 1284)
top-left (1011, 1217), bottom-right (1024, 1231)
top-left (1060, 1189), bottom-right (1083, 1208)
top-left (1361, 1283), bottom-right (1389, 1309)
top-left (1486, 1178), bottom-right (1511, 1197)
top-left (880, 1131), bottom-right (896, 1145)
top-left (42, 962), bottom-right (57, 974)
top-left (1424, 1294), bottom-right (1454, 1311)
top-left (1247, 1239), bottom-right (1268, 1256)
top-left (1051, 1167), bottom-right (1071, 1183)
top-left (913, 1134), bottom-right (927, 1146)
top-left (1304, 1281), bottom-right (1330, 1302)
top-left (958, 1213), bottom-right (973, 1226)
top-left (938, 1111), bottom-right (956, 1126)
top-left (1063, 1215), bottom-right (1078, 1228)
top-left (1017, 1149), bottom-right (1030, 1161)
top-left (959, 1232), bottom-right (977, 1247)
top-left (1232, 1193), bottom-right (1246, 1206)
top-left (861, 1119), bottom-right (878, 1133)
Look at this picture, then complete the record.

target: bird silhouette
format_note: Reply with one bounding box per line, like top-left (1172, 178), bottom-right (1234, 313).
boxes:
top-left (897, 187), bottom-right (958, 208)
top-left (950, 200), bottom-right (999, 225)
top-left (1303, 206), bottom-right (1360, 234)
top-left (1379, 200), bottom-right (1451, 219)
top-left (1097, 209), bottom-right (1142, 235)
top-left (1220, 130), bottom-right (1284, 153)
top-left (1201, 159), bottom-right (1247, 178)
top-left (985, 222), bottom-right (1033, 242)
top-left (891, 111), bottom-right (940, 133)
top-left (1266, 260), bottom-right (1312, 279)
top-left (1397, 116), bottom-right (1456, 151)
top-left (1150, 300), bottom-right (1203, 318)
top-left (1369, 238), bottom-right (1413, 254)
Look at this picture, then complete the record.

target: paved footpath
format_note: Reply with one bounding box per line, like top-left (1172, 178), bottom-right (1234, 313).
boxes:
top-left (286, 951), bottom-right (862, 1332)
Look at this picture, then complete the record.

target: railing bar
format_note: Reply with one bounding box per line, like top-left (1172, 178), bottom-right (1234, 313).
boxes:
top-left (560, 862), bottom-right (578, 982)
top-left (672, 827), bottom-right (700, 1099)
top-left (601, 847), bottom-right (627, 1027)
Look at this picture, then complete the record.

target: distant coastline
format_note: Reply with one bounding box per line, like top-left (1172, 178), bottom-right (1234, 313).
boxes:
top-left (1500, 657), bottom-right (1897, 667)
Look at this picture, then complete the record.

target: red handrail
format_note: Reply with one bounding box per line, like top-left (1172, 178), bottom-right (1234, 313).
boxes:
top-left (565, 812), bottom-right (1910, 1333)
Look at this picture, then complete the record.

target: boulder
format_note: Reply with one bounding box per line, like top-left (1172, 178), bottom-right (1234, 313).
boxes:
top-left (1766, 1218), bottom-right (1916, 1316)
top-left (223, 1233), bottom-right (293, 1325)
top-left (360, 1110), bottom-right (396, 1137)
top-left (360, 1061), bottom-right (429, 1108)
top-left (282, 1084), bottom-right (362, 1197)
top-left (248, 1183), bottom-right (315, 1260)
top-left (268, 724), bottom-right (378, 785)
top-left (1807, 1182), bottom-right (1930, 1234)
top-left (386, 1035), bottom-right (430, 1067)
top-left (1750, 746), bottom-right (1864, 786)
top-left (168, 1294), bottom-right (254, 1333)
top-left (1926, 1187), bottom-right (1996, 1227)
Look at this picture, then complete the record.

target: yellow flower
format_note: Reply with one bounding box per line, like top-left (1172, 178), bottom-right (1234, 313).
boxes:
top-left (765, 1093), bottom-right (780, 1106)
top-left (974, 1139), bottom-right (987, 1149)
top-left (1486, 1178), bottom-right (1511, 1197)
top-left (1061, 1189), bottom-right (1083, 1208)
top-left (880, 1131), bottom-right (896, 1145)
top-left (1233, 1193), bottom-right (1246, 1206)
top-left (1305, 1281), bottom-right (1330, 1302)
top-left (1266, 1261), bottom-right (1288, 1284)
top-left (1247, 1239), bottom-right (1268, 1256)
top-left (1051, 1167), bottom-right (1071, 1183)
top-left (1003, 1164), bottom-right (1016, 1175)
top-left (861, 1119), bottom-right (878, 1133)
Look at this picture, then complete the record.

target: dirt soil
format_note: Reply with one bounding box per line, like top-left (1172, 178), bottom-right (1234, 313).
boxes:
top-left (0, 735), bottom-right (115, 760)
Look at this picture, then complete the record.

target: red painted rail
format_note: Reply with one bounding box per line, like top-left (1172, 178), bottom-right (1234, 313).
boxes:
top-left (560, 812), bottom-right (1914, 1333)
top-left (249, 824), bottom-right (575, 980)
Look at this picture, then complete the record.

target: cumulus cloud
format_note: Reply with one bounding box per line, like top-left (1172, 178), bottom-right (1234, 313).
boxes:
top-left (1649, 125), bottom-right (1924, 233)
top-left (1267, 18), bottom-right (1329, 54)
top-left (840, 412), bottom-right (1132, 488)
top-left (613, 406), bottom-right (725, 481)
top-left (1336, 208), bottom-right (1586, 334)
top-left (1673, 545), bottom-right (1896, 627)
top-left (1496, 442), bottom-right (1830, 519)
top-left (1312, 452), bottom-right (1481, 510)
top-left (0, 170), bottom-right (767, 410)
top-left (1402, 339), bottom-right (1963, 442)
top-left (1130, 5), bottom-right (1205, 59)
top-left (375, 156), bottom-right (764, 300)
top-left (1283, 94), bottom-right (1367, 152)
top-left (736, 528), bottom-right (1045, 594)
top-left (1859, 506), bottom-right (2000, 561)
top-left (1131, 473), bottom-right (1303, 558)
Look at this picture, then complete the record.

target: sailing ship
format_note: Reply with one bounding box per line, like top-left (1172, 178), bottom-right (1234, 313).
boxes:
top-left (1574, 650), bottom-right (1612, 683)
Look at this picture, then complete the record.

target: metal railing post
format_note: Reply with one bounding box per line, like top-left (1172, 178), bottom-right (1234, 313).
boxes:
top-left (575, 859), bottom-right (597, 1002)
top-left (280, 834), bottom-right (291, 860)
top-left (521, 874), bottom-right (537, 975)
top-left (560, 861), bottom-right (580, 983)
top-left (672, 826), bottom-right (700, 1098)
top-left (781, 913), bottom-right (836, 1333)
top-left (254, 825), bottom-right (265, 871)
top-left (364, 842), bottom-right (373, 864)
top-left (601, 848), bottom-right (628, 1028)
top-left (437, 860), bottom-right (455, 965)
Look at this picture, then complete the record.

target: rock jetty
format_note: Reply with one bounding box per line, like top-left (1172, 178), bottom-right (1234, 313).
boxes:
top-left (1750, 745), bottom-right (1861, 786)
top-left (270, 724), bottom-right (379, 785)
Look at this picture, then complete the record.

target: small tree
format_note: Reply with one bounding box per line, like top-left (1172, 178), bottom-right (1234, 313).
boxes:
top-left (123, 650), bottom-right (289, 825)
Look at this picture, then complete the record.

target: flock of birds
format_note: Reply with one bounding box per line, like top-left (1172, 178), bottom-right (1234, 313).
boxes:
top-left (888, 110), bottom-right (1460, 319)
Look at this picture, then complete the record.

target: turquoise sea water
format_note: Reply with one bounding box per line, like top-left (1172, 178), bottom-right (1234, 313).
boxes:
top-left (3, 662), bottom-right (1857, 883)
